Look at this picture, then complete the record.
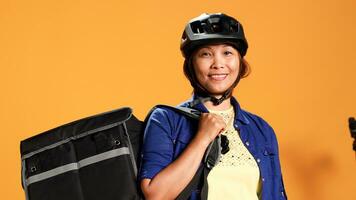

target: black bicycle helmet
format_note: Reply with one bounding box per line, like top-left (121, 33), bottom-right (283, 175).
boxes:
top-left (180, 13), bottom-right (248, 58)
top-left (180, 13), bottom-right (249, 105)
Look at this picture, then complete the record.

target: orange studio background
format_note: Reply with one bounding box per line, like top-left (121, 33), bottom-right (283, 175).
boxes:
top-left (1, 0), bottom-right (355, 199)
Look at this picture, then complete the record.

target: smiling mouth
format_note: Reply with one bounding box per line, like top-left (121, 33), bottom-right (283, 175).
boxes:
top-left (208, 74), bottom-right (228, 81)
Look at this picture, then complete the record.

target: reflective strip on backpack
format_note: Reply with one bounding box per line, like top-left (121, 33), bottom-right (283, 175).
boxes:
top-left (25, 147), bottom-right (130, 186)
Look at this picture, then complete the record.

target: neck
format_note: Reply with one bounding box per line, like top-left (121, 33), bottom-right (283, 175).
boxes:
top-left (203, 97), bottom-right (232, 111)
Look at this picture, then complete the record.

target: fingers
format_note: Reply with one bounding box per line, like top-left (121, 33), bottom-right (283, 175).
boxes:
top-left (197, 113), bottom-right (227, 143)
top-left (203, 113), bottom-right (226, 130)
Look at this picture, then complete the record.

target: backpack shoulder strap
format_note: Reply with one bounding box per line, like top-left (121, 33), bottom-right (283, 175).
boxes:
top-left (154, 104), bottom-right (201, 120)
top-left (143, 105), bottom-right (201, 126)
top-left (177, 138), bottom-right (221, 200)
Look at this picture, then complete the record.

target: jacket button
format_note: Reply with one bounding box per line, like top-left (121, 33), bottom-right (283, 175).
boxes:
top-left (245, 142), bottom-right (250, 146)
top-left (262, 178), bottom-right (265, 182)
top-left (257, 158), bottom-right (261, 163)
top-left (264, 150), bottom-right (268, 155)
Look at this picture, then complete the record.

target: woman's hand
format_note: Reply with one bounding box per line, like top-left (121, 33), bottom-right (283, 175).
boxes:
top-left (195, 113), bottom-right (227, 146)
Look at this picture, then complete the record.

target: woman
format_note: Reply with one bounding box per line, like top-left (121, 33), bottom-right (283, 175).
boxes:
top-left (139, 13), bottom-right (287, 200)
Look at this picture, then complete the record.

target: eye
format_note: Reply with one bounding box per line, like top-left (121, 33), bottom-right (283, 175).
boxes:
top-left (224, 50), bottom-right (233, 56)
top-left (199, 51), bottom-right (212, 57)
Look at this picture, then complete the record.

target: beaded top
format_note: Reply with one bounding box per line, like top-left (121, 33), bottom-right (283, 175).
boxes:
top-left (209, 106), bottom-right (259, 167)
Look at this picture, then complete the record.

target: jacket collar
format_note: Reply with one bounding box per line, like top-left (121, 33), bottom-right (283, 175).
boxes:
top-left (188, 94), bottom-right (250, 125)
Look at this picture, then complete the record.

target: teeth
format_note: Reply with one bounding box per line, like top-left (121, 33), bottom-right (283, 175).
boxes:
top-left (210, 74), bottom-right (227, 78)
top-left (209, 74), bottom-right (227, 81)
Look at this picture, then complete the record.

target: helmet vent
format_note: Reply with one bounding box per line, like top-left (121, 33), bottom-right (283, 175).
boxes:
top-left (190, 21), bottom-right (205, 34)
top-left (228, 21), bottom-right (239, 33)
top-left (211, 23), bottom-right (222, 33)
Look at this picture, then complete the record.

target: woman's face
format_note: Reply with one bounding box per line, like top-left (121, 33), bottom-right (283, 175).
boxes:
top-left (192, 44), bottom-right (240, 96)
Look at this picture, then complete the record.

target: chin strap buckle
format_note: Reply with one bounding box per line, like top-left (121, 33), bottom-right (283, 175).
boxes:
top-left (210, 92), bottom-right (229, 105)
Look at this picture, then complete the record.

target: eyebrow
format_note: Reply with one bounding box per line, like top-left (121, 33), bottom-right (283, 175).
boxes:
top-left (222, 44), bottom-right (234, 48)
top-left (199, 46), bottom-right (213, 50)
top-left (201, 44), bottom-right (233, 49)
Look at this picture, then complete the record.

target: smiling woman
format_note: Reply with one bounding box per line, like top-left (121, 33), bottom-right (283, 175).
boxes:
top-left (192, 44), bottom-right (241, 97)
top-left (138, 13), bottom-right (287, 200)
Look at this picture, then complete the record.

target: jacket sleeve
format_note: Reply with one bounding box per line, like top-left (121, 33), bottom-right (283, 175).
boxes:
top-left (138, 108), bottom-right (174, 180)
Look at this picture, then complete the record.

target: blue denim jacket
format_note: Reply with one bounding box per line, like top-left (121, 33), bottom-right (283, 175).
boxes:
top-left (139, 96), bottom-right (287, 200)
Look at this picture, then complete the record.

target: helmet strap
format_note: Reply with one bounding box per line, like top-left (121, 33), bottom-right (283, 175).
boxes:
top-left (209, 92), bottom-right (229, 105)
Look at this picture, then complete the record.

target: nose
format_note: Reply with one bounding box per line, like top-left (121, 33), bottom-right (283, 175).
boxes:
top-left (211, 54), bottom-right (225, 69)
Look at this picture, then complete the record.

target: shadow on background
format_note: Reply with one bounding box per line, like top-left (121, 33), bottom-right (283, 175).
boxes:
top-left (282, 142), bottom-right (336, 200)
